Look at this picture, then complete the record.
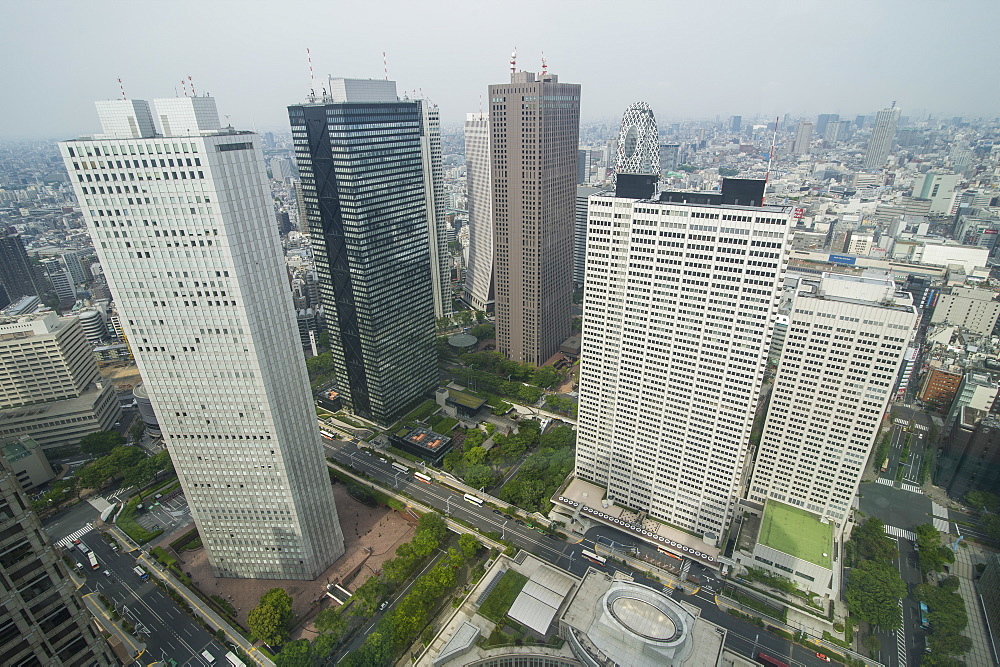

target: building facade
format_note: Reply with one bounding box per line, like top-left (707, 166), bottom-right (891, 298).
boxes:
top-left (61, 96), bottom-right (344, 579)
top-left (792, 122), bottom-right (814, 155)
top-left (864, 106), bottom-right (901, 170)
top-left (490, 70), bottom-right (580, 365)
top-left (575, 188), bottom-right (793, 542)
top-left (288, 79), bottom-right (439, 424)
top-left (463, 112), bottom-right (494, 312)
top-left (574, 187), bottom-right (602, 287)
top-left (0, 457), bottom-right (115, 665)
top-left (0, 228), bottom-right (48, 309)
top-left (747, 272), bottom-right (917, 528)
top-left (930, 286), bottom-right (1000, 335)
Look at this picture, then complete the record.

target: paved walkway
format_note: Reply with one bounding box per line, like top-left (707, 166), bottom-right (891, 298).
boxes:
top-left (81, 591), bottom-right (146, 662)
top-left (953, 545), bottom-right (995, 667)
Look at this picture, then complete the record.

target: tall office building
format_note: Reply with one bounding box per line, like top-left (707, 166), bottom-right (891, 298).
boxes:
top-left (747, 272), bottom-right (916, 528)
top-left (574, 186), bottom-right (602, 287)
top-left (61, 96), bottom-right (344, 579)
top-left (289, 79), bottom-right (439, 423)
top-left (0, 313), bottom-right (120, 450)
top-left (490, 69), bottom-right (580, 365)
top-left (576, 180), bottom-right (793, 541)
top-left (659, 143), bottom-right (680, 175)
top-left (0, 227), bottom-right (48, 306)
top-left (464, 112), bottom-right (494, 312)
top-left (792, 122), bottom-right (814, 155)
top-left (730, 115), bottom-right (742, 133)
top-left (815, 113), bottom-right (839, 137)
top-left (0, 457), bottom-right (116, 665)
top-left (864, 105), bottom-right (901, 170)
top-left (42, 258), bottom-right (76, 305)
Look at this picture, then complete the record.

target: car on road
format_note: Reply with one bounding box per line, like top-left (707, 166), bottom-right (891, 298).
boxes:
top-left (379, 457), bottom-right (387, 463)
top-left (379, 600), bottom-right (389, 611)
top-left (515, 519), bottom-right (526, 526)
top-left (815, 654), bottom-right (830, 662)
top-left (72, 539), bottom-right (81, 545)
top-left (102, 569), bottom-right (111, 577)
top-left (492, 510), bottom-right (503, 516)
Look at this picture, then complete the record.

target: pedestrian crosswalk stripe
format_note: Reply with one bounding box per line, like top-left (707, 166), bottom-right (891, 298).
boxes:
top-left (933, 517), bottom-right (950, 532)
top-left (876, 477), bottom-right (895, 486)
top-left (55, 523), bottom-right (94, 550)
top-left (901, 483), bottom-right (922, 494)
top-left (884, 524), bottom-right (916, 541)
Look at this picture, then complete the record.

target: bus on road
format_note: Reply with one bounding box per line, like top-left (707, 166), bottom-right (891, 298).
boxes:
top-left (756, 653), bottom-right (789, 667)
top-left (414, 472), bottom-right (432, 484)
top-left (392, 462), bottom-right (409, 473)
top-left (463, 494), bottom-right (484, 506)
top-left (581, 550), bottom-right (607, 566)
top-left (87, 552), bottom-right (99, 570)
top-left (319, 430), bottom-right (335, 439)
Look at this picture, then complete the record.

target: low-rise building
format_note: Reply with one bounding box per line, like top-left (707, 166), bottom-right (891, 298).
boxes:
top-left (1, 435), bottom-right (54, 491)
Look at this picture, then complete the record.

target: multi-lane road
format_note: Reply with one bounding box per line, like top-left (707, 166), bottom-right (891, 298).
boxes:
top-left (322, 436), bottom-right (837, 666)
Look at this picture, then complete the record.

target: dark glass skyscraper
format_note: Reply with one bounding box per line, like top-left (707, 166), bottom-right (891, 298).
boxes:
top-left (0, 227), bottom-right (48, 307)
top-left (289, 79), bottom-right (438, 424)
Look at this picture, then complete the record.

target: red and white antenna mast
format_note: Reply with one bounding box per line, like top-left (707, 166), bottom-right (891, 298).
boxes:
top-left (188, 75), bottom-right (196, 97)
top-left (181, 78), bottom-right (189, 97)
top-left (118, 78), bottom-right (127, 100)
top-left (306, 48), bottom-right (316, 98)
top-left (510, 48), bottom-right (517, 76)
top-left (541, 52), bottom-right (547, 76)
top-left (383, 51), bottom-right (389, 80)
top-left (764, 116), bottom-right (779, 201)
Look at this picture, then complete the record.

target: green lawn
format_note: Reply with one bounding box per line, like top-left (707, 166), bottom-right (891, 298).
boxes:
top-left (758, 501), bottom-right (832, 569)
top-left (478, 570), bottom-right (528, 623)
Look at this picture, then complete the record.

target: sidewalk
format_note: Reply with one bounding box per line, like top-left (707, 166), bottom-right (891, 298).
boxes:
top-left (953, 544), bottom-right (995, 667)
top-left (82, 591), bottom-right (146, 662)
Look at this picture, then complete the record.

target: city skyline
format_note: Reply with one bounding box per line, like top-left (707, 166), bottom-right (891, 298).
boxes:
top-left (3, 0), bottom-right (1000, 140)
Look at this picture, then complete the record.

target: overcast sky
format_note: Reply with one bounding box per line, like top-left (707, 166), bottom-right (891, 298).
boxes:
top-left (3, 0), bottom-right (998, 139)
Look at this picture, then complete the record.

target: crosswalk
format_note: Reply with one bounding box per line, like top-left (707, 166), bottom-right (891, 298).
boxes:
top-left (876, 477), bottom-right (895, 487)
top-left (884, 524), bottom-right (917, 541)
top-left (894, 418), bottom-right (908, 426)
top-left (901, 482), bottom-right (922, 494)
top-left (55, 524), bottom-right (94, 550)
top-left (896, 598), bottom-right (907, 666)
top-left (933, 517), bottom-right (951, 532)
top-left (913, 423), bottom-right (929, 432)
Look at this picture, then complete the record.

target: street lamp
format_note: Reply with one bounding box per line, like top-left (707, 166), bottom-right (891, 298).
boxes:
top-left (502, 521), bottom-right (507, 541)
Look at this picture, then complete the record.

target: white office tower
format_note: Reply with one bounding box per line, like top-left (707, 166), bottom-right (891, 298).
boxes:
top-left (864, 105), bottom-right (901, 170)
top-left (418, 98), bottom-right (450, 319)
top-left (747, 272), bottom-right (917, 529)
top-left (463, 112), bottom-right (493, 311)
top-left (792, 122), bottom-right (814, 155)
top-left (60, 96), bottom-right (345, 579)
top-left (576, 190), bottom-right (794, 542)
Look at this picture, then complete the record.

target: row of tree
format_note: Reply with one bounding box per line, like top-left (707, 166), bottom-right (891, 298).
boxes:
top-left (458, 351), bottom-right (562, 389)
top-left (273, 513), bottom-right (477, 666)
top-left (844, 518), bottom-right (907, 630)
top-left (441, 422), bottom-right (542, 491)
top-left (451, 366), bottom-right (545, 404)
top-left (916, 576), bottom-right (973, 663)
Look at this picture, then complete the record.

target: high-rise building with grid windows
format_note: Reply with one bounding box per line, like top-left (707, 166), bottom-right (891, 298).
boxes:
top-left (747, 272), bottom-right (916, 529)
top-left (288, 79), bottom-right (441, 424)
top-left (864, 105), bottom-right (901, 169)
top-left (60, 96), bottom-right (344, 580)
top-left (463, 112), bottom-right (494, 312)
top-left (575, 183), bottom-right (793, 543)
top-left (0, 457), bottom-right (116, 665)
top-left (489, 70), bottom-right (580, 365)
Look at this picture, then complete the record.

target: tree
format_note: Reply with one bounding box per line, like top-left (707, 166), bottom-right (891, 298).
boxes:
top-left (965, 490), bottom-right (1000, 513)
top-left (845, 560), bottom-right (905, 630)
top-left (417, 512), bottom-right (448, 543)
top-left (79, 430), bottom-right (124, 455)
top-left (531, 366), bottom-right (560, 388)
top-left (465, 446), bottom-right (487, 466)
top-left (929, 632), bottom-right (973, 656)
top-left (275, 639), bottom-right (312, 666)
top-left (458, 533), bottom-right (479, 559)
top-left (305, 352), bottom-right (334, 378)
top-left (518, 385), bottom-right (542, 404)
top-left (248, 588), bottom-right (293, 646)
top-left (317, 330), bottom-right (331, 349)
top-left (313, 607), bottom-right (347, 641)
top-left (456, 310), bottom-right (474, 326)
top-left (463, 464), bottom-right (495, 490)
top-left (848, 517), bottom-right (898, 563)
top-left (915, 523), bottom-right (955, 573)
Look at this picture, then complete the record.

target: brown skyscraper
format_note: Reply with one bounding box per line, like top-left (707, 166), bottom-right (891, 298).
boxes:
top-left (490, 69), bottom-right (580, 365)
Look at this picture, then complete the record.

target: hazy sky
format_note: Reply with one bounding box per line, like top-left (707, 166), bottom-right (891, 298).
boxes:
top-left (3, 0), bottom-right (998, 139)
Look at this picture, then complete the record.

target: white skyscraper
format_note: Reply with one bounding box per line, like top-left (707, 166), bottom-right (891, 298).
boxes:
top-left (463, 112), bottom-right (493, 312)
top-left (576, 185), bottom-right (794, 542)
top-left (864, 105), bottom-right (901, 170)
top-left (418, 98), bottom-right (450, 319)
top-left (60, 96), bottom-right (344, 579)
top-left (747, 272), bottom-right (916, 528)
top-left (792, 122), bottom-right (814, 155)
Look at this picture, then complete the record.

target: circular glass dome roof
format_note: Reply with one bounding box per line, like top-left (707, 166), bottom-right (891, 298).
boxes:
top-left (609, 596), bottom-right (676, 641)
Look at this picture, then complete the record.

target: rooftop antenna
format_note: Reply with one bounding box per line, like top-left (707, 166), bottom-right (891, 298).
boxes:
top-left (541, 52), bottom-right (547, 76)
top-left (306, 48), bottom-right (316, 100)
top-left (181, 78), bottom-right (189, 97)
top-left (188, 76), bottom-right (196, 97)
top-left (478, 94), bottom-right (483, 118)
top-left (764, 116), bottom-right (779, 204)
top-left (383, 51), bottom-right (389, 81)
top-left (510, 48), bottom-right (517, 75)
top-left (118, 78), bottom-right (127, 100)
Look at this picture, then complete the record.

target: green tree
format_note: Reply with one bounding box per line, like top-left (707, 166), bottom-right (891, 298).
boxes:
top-left (248, 588), bottom-right (293, 646)
top-left (465, 446), bottom-right (487, 466)
top-left (518, 385), bottom-right (542, 403)
top-left (531, 366), bottom-right (560, 388)
top-left (275, 639), bottom-right (312, 666)
top-left (350, 576), bottom-right (384, 617)
top-left (458, 533), bottom-right (479, 559)
top-left (417, 511), bottom-right (448, 543)
top-left (845, 560), bottom-right (905, 630)
top-left (305, 352), bottom-right (334, 378)
top-left (314, 607), bottom-right (347, 641)
top-left (470, 323), bottom-right (494, 339)
top-left (317, 331), bottom-right (331, 349)
top-left (457, 310), bottom-right (474, 326)
top-left (79, 430), bottom-right (124, 455)
top-left (915, 523), bottom-right (955, 573)
top-left (848, 517), bottom-right (898, 563)
top-left (929, 632), bottom-right (973, 657)
top-left (463, 464), bottom-right (495, 490)
top-left (965, 490), bottom-right (1000, 513)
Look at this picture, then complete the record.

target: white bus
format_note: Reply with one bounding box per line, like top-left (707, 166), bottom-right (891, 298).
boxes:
top-left (581, 550), bottom-right (607, 566)
top-left (463, 494), bottom-right (484, 506)
top-left (392, 462), bottom-right (409, 473)
top-left (319, 430), bottom-right (334, 439)
top-left (87, 552), bottom-right (100, 570)
top-left (657, 545), bottom-right (681, 560)
top-left (225, 651), bottom-right (247, 667)
top-left (414, 472), bottom-right (432, 484)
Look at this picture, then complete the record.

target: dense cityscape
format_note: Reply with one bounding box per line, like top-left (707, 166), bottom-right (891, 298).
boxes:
top-left (2, 4), bottom-right (1000, 667)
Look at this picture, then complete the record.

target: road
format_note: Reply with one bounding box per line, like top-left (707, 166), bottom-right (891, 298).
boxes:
top-left (68, 528), bottom-right (229, 666)
top-left (323, 437), bottom-right (835, 666)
